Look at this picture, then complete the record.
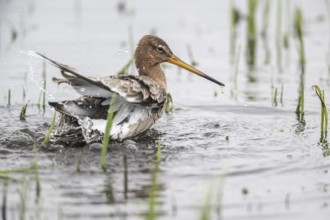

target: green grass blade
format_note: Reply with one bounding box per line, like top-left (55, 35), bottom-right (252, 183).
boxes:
top-left (100, 94), bottom-right (118, 169)
top-left (42, 111), bottom-right (56, 145)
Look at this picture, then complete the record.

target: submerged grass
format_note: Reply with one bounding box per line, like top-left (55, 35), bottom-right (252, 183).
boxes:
top-left (123, 154), bottom-right (128, 200)
top-left (146, 141), bottom-right (162, 220)
top-left (199, 171), bottom-right (227, 220)
top-left (0, 162), bottom-right (48, 178)
top-left (100, 94), bottom-right (118, 170)
top-left (2, 178), bottom-right (8, 220)
top-left (19, 178), bottom-right (29, 220)
top-left (215, 172), bottom-right (226, 218)
top-left (200, 186), bottom-right (212, 220)
top-left (312, 85), bottom-right (328, 144)
top-left (41, 111), bottom-right (56, 146)
top-left (0, 166), bottom-right (38, 175)
top-left (33, 159), bottom-right (41, 204)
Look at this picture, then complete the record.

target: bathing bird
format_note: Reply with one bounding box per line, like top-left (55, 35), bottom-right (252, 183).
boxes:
top-left (35, 35), bottom-right (225, 144)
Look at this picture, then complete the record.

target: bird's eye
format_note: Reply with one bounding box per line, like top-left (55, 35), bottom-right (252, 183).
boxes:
top-left (156, 46), bottom-right (164, 53)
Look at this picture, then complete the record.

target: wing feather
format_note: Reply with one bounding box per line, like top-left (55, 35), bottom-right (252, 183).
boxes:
top-left (33, 52), bottom-right (166, 106)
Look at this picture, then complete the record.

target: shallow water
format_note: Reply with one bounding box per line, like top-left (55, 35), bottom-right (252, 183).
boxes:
top-left (1, 0), bottom-right (330, 219)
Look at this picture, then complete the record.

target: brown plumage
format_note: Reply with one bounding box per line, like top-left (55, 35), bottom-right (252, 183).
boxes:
top-left (34, 35), bottom-right (225, 145)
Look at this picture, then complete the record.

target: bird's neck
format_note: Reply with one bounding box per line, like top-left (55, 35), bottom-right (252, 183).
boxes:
top-left (136, 63), bottom-right (167, 91)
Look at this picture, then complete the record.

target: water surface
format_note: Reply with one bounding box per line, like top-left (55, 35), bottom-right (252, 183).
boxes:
top-left (0, 0), bottom-right (330, 219)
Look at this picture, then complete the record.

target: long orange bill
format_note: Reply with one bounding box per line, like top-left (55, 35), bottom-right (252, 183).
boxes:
top-left (168, 55), bottom-right (225, 87)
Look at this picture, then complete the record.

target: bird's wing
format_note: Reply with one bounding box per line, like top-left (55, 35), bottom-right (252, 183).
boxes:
top-left (49, 96), bottom-right (122, 119)
top-left (33, 52), bottom-right (166, 106)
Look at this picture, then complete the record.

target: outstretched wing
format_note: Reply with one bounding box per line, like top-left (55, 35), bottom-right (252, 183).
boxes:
top-left (32, 52), bottom-right (167, 135)
top-left (33, 52), bottom-right (166, 106)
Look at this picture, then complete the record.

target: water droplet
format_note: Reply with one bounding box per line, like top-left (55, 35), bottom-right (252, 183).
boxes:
top-left (80, 88), bottom-right (86, 92)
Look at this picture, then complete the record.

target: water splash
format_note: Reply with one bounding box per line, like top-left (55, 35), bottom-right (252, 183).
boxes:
top-left (22, 50), bottom-right (55, 100)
